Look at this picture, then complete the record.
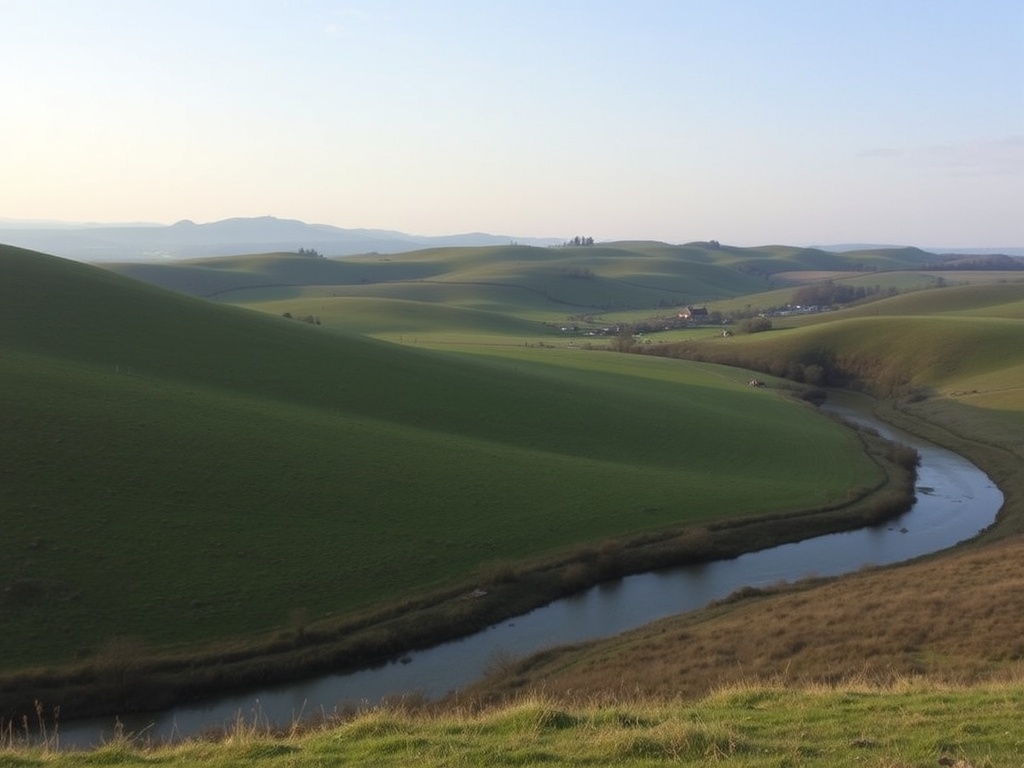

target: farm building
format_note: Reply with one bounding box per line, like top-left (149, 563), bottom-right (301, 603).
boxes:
top-left (678, 306), bottom-right (709, 320)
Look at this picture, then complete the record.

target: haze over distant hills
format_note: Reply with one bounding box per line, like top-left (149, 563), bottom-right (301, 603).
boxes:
top-left (0, 216), bottom-right (562, 262)
top-left (818, 243), bottom-right (1024, 257)
top-left (1, 216), bottom-right (1021, 262)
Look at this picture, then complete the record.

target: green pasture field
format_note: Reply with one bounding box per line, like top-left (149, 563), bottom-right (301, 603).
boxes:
top-left (237, 295), bottom-right (554, 338)
top-left (232, 295), bottom-right (730, 348)
top-left (1, 245), bottom-right (882, 670)
top-left (232, 284), bottom-right (579, 326)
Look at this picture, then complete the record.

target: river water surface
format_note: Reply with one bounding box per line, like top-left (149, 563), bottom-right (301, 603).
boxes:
top-left (60, 407), bottom-right (1003, 747)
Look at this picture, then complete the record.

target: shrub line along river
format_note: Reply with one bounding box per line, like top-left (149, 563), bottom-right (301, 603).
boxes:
top-left (59, 405), bottom-right (1003, 748)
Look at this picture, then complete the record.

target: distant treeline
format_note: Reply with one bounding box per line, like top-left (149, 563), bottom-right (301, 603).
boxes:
top-left (791, 282), bottom-right (885, 307)
top-left (927, 254), bottom-right (1024, 270)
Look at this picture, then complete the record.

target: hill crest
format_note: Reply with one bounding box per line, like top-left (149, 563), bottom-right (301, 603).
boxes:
top-left (0, 216), bottom-right (562, 262)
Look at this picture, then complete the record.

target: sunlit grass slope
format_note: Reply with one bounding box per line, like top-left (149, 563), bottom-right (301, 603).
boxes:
top-left (662, 284), bottom-right (1024, 407)
top-left (105, 243), bottom-right (941, 330)
top-left (707, 270), bottom-right (1020, 316)
top-left (648, 281), bottom-right (1024, 540)
top-left (0, 245), bottom-right (878, 667)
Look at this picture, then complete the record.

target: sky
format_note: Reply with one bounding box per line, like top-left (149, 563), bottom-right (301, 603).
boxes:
top-left (1, 1), bottom-right (1022, 247)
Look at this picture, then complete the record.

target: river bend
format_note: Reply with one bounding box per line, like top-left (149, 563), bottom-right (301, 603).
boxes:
top-left (61, 407), bottom-right (1003, 747)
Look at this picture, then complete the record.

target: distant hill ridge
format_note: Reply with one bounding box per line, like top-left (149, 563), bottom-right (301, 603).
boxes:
top-left (818, 242), bottom-right (1024, 258)
top-left (3, 216), bottom-right (1022, 263)
top-left (0, 215), bottom-right (562, 262)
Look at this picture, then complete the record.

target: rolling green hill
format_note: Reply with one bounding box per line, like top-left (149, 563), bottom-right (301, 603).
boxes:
top-left (658, 283), bottom-right (1024, 404)
top-left (6, 238), bottom-right (1023, 758)
top-left (1, 245), bottom-right (883, 682)
top-left (104, 242), bottom-right (940, 318)
top-left (642, 282), bottom-right (1024, 541)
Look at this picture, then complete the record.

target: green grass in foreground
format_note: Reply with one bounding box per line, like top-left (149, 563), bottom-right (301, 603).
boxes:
top-left (6, 682), bottom-right (1023, 766)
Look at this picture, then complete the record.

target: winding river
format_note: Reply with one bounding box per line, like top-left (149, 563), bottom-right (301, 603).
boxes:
top-left (60, 407), bottom-right (1003, 748)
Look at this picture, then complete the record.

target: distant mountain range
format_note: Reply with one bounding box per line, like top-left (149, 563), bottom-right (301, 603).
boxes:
top-left (0, 216), bottom-right (563, 262)
top-left (1, 216), bottom-right (1020, 262)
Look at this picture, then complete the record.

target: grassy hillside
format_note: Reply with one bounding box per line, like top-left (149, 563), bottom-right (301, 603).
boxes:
top-left (6, 242), bottom-right (1024, 760)
top-left (433, 278), bottom-right (1022, 731)
top-left (104, 243), bottom-right (940, 324)
top-left (424, 280), bottom-right (1024, 766)
top-left (106, 252), bottom-right (448, 298)
top-left (1, 245), bottom-right (885, 688)
top-left (650, 283), bottom-right (1024, 409)
top-left (642, 284), bottom-right (1024, 534)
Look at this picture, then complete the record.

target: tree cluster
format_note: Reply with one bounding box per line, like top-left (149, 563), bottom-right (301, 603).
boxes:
top-left (737, 316), bottom-right (772, 334)
top-left (791, 282), bottom-right (881, 308)
top-left (282, 312), bottom-right (321, 325)
top-left (927, 254), bottom-right (1023, 271)
top-left (565, 236), bottom-right (594, 246)
top-left (610, 327), bottom-right (636, 352)
top-left (297, 247), bottom-right (324, 258)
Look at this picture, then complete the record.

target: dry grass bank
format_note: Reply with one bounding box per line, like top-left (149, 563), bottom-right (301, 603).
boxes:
top-left (463, 533), bottom-right (1024, 705)
top-left (460, 388), bottom-right (1024, 707)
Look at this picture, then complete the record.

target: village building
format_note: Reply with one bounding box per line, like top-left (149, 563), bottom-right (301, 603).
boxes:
top-left (678, 306), bottom-right (709, 321)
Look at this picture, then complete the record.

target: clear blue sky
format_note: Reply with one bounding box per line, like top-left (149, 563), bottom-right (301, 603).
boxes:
top-left (2, 0), bottom-right (1021, 247)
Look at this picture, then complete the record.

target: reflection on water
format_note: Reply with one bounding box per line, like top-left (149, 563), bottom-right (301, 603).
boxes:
top-left (61, 407), bottom-right (1002, 747)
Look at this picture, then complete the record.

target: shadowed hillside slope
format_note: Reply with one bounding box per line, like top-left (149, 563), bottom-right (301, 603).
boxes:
top-left (1, 245), bottom-right (885, 691)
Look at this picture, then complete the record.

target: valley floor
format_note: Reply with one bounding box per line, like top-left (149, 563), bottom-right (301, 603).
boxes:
top-left (4, 393), bottom-right (1023, 765)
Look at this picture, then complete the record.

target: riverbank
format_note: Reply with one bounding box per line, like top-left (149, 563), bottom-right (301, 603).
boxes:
top-left (0, 413), bottom-right (918, 725)
top-left (9, 680), bottom-right (1024, 766)
top-left (873, 395), bottom-right (1023, 541)
top-left (453, 391), bottom-right (1023, 707)
top-left (459, 500), bottom-right (1024, 710)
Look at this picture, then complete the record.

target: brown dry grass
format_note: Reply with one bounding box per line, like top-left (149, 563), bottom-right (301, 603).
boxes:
top-left (459, 388), bottom-right (1024, 709)
top-left (463, 535), bottom-right (1024, 705)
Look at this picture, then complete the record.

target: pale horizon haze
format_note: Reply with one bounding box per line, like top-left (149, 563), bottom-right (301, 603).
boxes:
top-left (2, 0), bottom-right (1022, 248)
